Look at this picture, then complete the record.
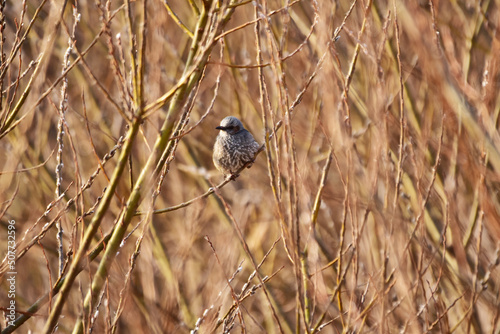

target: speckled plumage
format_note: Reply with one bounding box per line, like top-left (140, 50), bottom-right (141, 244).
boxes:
top-left (213, 116), bottom-right (260, 176)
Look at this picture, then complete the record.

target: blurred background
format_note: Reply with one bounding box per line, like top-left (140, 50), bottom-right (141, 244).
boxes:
top-left (1, 0), bottom-right (500, 333)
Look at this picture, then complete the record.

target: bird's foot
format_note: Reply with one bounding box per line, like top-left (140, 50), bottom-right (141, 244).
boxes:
top-left (227, 173), bottom-right (240, 181)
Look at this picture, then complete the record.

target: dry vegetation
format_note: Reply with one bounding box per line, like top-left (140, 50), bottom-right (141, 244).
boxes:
top-left (1, 0), bottom-right (500, 333)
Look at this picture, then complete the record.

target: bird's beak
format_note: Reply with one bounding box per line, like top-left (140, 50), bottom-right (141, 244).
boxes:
top-left (216, 126), bottom-right (225, 130)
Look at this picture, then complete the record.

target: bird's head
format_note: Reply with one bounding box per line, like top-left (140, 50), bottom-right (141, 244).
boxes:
top-left (216, 116), bottom-right (244, 135)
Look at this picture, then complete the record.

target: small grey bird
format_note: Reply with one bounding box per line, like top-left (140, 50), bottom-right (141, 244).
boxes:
top-left (213, 116), bottom-right (260, 178)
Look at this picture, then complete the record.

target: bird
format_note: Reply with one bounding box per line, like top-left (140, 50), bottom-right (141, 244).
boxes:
top-left (213, 116), bottom-right (261, 179)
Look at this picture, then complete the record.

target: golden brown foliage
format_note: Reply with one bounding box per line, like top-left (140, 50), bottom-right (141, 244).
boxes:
top-left (1, 0), bottom-right (500, 333)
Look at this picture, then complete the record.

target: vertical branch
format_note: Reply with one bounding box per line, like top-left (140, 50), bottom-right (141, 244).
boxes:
top-left (467, 210), bottom-right (484, 333)
top-left (308, 149), bottom-right (333, 235)
top-left (334, 149), bottom-right (349, 329)
top-left (341, 0), bottom-right (369, 135)
top-left (54, 4), bottom-right (80, 279)
top-left (125, 0), bottom-right (139, 103)
top-left (98, 0), bottom-right (132, 120)
top-left (254, 0), bottom-right (294, 268)
top-left (391, 0), bottom-right (405, 212)
top-left (267, 1), bottom-right (300, 274)
top-left (303, 149), bottom-right (333, 328)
